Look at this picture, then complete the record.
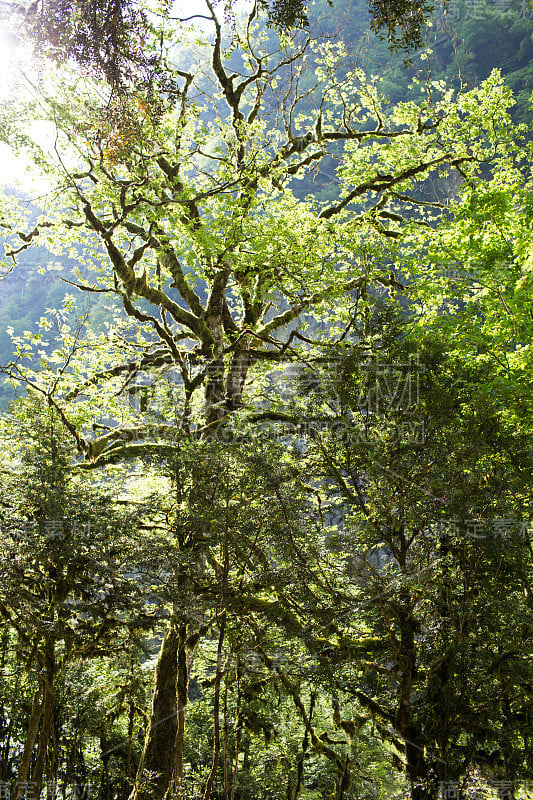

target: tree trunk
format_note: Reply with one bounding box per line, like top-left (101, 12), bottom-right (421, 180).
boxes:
top-left (15, 683), bottom-right (43, 800)
top-left (226, 348), bottom-right (249, 412)
top-left (1, 715), bottom-right (14, 781)
top-left (168, 624), bottom-right (193, 800)
top-left (293, 693), bottom-right (315, 800)
top-left (100, 734), bottom-right (110, 800)
top-left (394, 588), bottom-right (438, 800)
top-left (32, 642), bottom-right (55, 795)
top-left (131, 612), bottom-right (180, 800)
top-left (202, 614), bottom-right (226, 800)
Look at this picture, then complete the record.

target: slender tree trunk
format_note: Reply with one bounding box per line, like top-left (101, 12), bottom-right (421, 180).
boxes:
top-left (169, 624), bottom-right (192, 799)
top-left (31, 678), bottom-right (53, 793)
top-left (1, 715), bottom-right (15, 781)
top-left (15, 683), bottom-right (43, 800)
top-left (32, 642), bottom-right (55, 796)
top-left (131, 612), bottom-right (180, 800)
top-left (293, 693), bottom-right (315, 800)
top-left (336, 756), bottom-right (350, 800)
top-left (202, 613), bottom-right (226, 800)
top-left (127, 699), bottom-right (135, 782)
top-left (47, 724), bottom-right (59, 799)
top-left (0, 627), bottom-right (11, 781)
top-left (100, 734), bottom-right (110, 800)
top-left (230, 681), bottom-right (242, 800)
top-left (222, 681), bottom-right (228, 800)
top-left (395, 588), bottom-right (437, 800)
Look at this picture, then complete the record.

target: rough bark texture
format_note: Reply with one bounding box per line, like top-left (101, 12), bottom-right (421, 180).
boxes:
top-left (170, 624), bottom-right (191, 799)
top-left (131, 613), bottom-right (180, 800)
top-left (395, 586), bottom-right (438, 800)
top-left (15, 683), bottom-right (43, 800)
top-left (31, 643), bottom-right (55, 794)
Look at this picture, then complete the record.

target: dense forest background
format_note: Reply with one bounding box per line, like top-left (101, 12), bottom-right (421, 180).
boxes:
top-left (0, 1), bottom-right (532, 799)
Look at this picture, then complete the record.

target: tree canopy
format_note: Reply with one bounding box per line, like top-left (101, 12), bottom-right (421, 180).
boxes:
top-left (10, 0), bottom-right (441, 90)
top-left (0, 1), bottom-right (532, 799)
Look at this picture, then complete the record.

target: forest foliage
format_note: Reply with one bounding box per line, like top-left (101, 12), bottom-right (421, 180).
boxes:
top-left (0, 1), bottom-right (532, 800)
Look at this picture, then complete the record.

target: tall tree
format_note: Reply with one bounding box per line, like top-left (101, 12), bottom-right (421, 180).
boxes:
top-left (0, 396), bottom-right (165, 799)
top-left (1, 38), bottom-right (518, 463)
top-left (283, 305), bottom-right (533, 798)
top-left (0, 7), bottom-right (525, 799)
